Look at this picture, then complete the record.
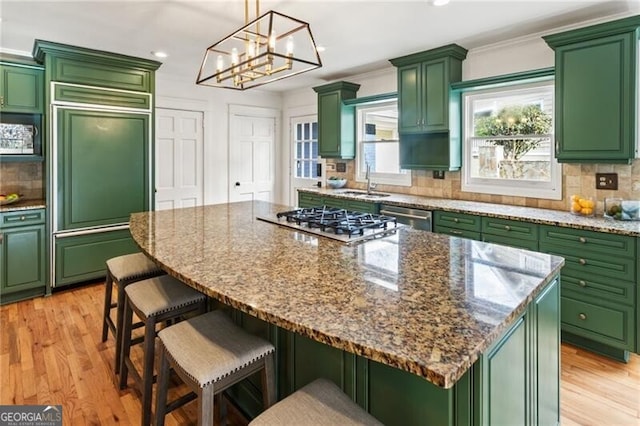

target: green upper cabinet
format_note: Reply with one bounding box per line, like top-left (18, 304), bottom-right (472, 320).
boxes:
top-left (33, 39), bottom-right (161, 93)
top-left (543, 15), bottom-right (640, 163)
top-left (390, 44), bottom-right (467, 170)
top-left (313, 81), bottom-right (360, 159)
top-left (390, 44), bottom-right (467, 134)
top-left (0, 63), bottom-right (44, 114)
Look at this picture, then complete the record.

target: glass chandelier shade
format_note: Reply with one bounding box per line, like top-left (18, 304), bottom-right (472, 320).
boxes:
top-left (196, 7), bottom-right (322, 90)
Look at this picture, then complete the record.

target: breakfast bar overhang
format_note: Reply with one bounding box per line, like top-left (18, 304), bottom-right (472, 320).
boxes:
top-left (129, 201), bottom-right (564, 426)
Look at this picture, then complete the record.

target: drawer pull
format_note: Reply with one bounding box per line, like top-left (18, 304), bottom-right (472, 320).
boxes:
top-left (579, 258), bottom-right (587, 265)
top-left (578, 313), bottom-right (587, 321)
top-left (579, 237), bottom-right (586, 243)
top-left (578, 280), bottom-right (587, 287)
top-left (504, 225), bottom-right (511, 231)
top-left (20, 216), bottom-right (26, 221)
top-left (453, 218), bottom-right (459, 223)
top-left (451, 230), bottom-right (463, 235)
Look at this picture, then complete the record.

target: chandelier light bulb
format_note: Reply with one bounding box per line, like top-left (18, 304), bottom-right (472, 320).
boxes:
top-left (216, 55), bottom-right (224, 72)
top-left (247, 41), bottom-right (256, 58)
top-left (231, 47), bottom-right (239, 65)
top-left (286, 36), bottom-right (294, 55)
top-left (269, 30), bottom-right (277, 50)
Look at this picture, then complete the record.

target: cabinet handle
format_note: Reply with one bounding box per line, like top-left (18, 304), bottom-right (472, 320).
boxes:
top-left (579, 237), bottom-right (586, 243)
top-left (20, 216), bottom-right (26, 221)
top-left (451, 230), bottom-right (463, 235)
top-left (0, 233), bottom-right (3, 244)
top-left (504, 225), bottom-right (511, 231)
top-left (453, 218), bottom-right (459, 223)
top-left (578, 313), bottom-right (587, 321)
top-left (0, 96), bottom-right (4, 107)
top-left (579, 258), bottom-right (587, 265)
top-left (555, 140), bottom-right (559, 153)
top-left (578, 280), bottom-right (587, 287)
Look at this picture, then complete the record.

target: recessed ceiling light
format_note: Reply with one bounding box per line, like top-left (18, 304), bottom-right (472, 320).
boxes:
top-left (151, 51), bottom-right (168, 58)
top-left (431, 0), bottom-right (450, 5)
top-left (316, 45), bottom-right (326, 53)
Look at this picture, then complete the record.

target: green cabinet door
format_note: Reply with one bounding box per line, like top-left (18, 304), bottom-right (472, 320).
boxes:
top-left (0, 222), bottom-right (46, 304)
top-left (397, 63), bottom-right (422, 133)
top-left (313, 81), bottom-right (360, 159)
top-left (544, 16), bottom-right (640, 163)
top-left (0, 64), bottom-right (44, 114)
top-left (57, 108), bottom-right (150, 230)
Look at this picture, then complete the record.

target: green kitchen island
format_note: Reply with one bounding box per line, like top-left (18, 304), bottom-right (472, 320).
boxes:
top-left (129, 201), bottom-right (564, 426)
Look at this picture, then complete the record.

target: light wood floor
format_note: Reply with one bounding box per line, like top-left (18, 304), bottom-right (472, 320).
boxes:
top-left (1, 282), bottom-right (639, 425)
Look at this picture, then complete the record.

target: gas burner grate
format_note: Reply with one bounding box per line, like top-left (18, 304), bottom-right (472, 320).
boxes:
top-left (276, 206), bottom-right (398, 238)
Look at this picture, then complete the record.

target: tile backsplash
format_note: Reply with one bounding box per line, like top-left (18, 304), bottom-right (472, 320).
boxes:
top-left (0, 162), bottom-right (45, 200)
top-left (327, 158), bottom-right (640, 216)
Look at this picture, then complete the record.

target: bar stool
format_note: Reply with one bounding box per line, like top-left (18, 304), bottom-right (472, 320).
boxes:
top-left (250, 378), bottom-right (383, 426)
top-left (154, 310), bottom-right (276, 426)
top-left (119, 275), bottom-right (208, 426)
top-left (101, 252), bottom-right (165, 374)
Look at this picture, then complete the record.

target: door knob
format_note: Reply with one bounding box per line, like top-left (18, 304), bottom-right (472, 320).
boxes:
top-left (235, 182), bottom-right (240, 187)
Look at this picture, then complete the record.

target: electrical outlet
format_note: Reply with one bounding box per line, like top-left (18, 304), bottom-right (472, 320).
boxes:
top-left (433, 170), bottom-right (445, 179)
top-left (596, 173), bottom-right (618, 190)
top-left (336, 163), bottom-right (346, 173)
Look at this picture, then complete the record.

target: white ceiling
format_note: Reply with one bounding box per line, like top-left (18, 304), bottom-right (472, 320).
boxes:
top-left (1, 0), bottom-right (639, 92)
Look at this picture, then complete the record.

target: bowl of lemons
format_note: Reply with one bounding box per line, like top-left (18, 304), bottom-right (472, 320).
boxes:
top-left (569, 194), bottom-right (595, 217)
top-left (0, 193), bottom-right (20, 206)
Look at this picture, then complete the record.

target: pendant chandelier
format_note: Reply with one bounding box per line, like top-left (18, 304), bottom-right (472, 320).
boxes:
top-left (196, 0), bottom-right (322, 90)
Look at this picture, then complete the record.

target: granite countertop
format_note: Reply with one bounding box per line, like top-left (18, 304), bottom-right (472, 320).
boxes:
top-left (130, 201), bottom-right (564, 389)
top-left (0, 199), bottom-right (46, 213)
top-left (299, 187), bottom-right (640, 237)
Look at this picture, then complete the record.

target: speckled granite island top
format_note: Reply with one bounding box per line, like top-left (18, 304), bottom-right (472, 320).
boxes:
top-left (130, 201), bottom-right (564, 389)
top-left (300, 187), bottom-right (640, 237)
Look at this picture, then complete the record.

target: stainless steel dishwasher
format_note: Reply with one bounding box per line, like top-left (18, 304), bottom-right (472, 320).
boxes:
top-left (379, 204), bottom-right (432, 231)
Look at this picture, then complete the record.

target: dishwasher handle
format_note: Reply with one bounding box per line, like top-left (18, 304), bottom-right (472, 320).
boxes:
top-left (380, 209), bottom-right (430, 221)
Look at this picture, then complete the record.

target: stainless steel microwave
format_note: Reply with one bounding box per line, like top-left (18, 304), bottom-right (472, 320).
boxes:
top-left (0, 113), bottom-right (42, 156)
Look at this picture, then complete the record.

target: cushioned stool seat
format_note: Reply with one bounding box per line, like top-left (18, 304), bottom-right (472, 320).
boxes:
top-left (154, 310), bottom-right (276, 426)
top-left (249, 378), bottom-right (383, 426)
top-left (119, 275), bottom-right (207, 426)
top-left (101, 252), bottom-right (165, 374)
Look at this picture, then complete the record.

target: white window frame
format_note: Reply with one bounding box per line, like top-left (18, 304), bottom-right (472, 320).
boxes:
top-left (355, 100), bottom-right (411, 187)
top-left (461, 79), bottom-right (562, 200)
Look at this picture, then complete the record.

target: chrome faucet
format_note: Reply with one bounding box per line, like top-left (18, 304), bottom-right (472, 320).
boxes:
top-left (365, 162), bottom-right (377, 195)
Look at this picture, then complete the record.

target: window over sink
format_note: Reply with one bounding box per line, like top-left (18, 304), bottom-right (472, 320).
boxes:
top-left (460, 71), bottom-right (562, 200)
top-left (355, 97), bottom-right (411, 187)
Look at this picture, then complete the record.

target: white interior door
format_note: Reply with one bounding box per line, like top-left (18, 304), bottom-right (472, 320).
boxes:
top-left (155, 108), bottom-right (204, 210)
top-left (229, 110), bottom-right (275, 202)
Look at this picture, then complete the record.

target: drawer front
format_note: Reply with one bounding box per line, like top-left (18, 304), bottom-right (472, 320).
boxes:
top-left (561, 274), bottom-right (635, 306)
top-left (1, 209), bottom-right (45, 227)
top-left (539, 225), bottom-right (635, 259)
top-left (343, 200), bottom-right (379, 214)
top-left (298, 193), bottom-right (322, 208)
top-left (54, 84), bottom-right (151, 110)
top-left (434, 211), bottom-right (481, 232)
top-left (561, 296), bottom-right (634, 350)
top-left (482, 233), bottom-right (538, 251)
top-left (542, 243), bottom-right (635, 282)
top-left (322, 197), bottom-right (345, 209)
top-left (54, 229), bottom-right (138, 287)
top-left (435, 226), bottom-right (481, 241)
top-left (481, 217), bottom-right (538, 241)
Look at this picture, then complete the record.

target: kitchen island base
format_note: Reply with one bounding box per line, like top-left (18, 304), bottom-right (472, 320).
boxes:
top-left (224, 279), bottom-right (560, 426)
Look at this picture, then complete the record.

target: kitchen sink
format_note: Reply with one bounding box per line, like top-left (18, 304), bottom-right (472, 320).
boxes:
top-left (339, 190), bottom-right (391, 198)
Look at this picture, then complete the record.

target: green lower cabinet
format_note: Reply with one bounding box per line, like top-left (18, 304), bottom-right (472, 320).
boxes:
top-left (0, 219), bottom-right (46, 304)
top-left (225, 277), bottom-right (560, 425)
top-left (298, 192), bottom-right (322, 208)
top-left (54, 229), bottom-right (138, 287)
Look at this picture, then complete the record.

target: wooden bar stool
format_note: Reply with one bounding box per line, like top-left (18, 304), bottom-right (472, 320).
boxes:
top-left (154, 310), bottom-right (276, 426)
top-left (119, 275), bottom-right (207, 426)
top-left (101, 252), bottom-right (165, 374)
top-left (249, 378), bottom-right (383, 425)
